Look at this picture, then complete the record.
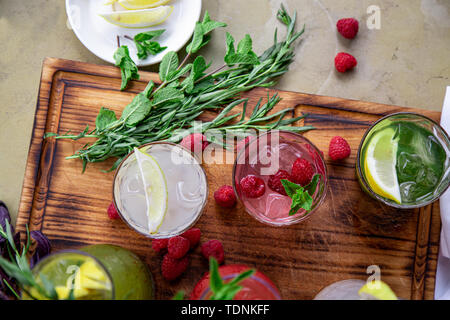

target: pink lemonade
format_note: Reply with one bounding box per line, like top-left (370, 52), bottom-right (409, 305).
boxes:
top-left (233, 131), bottom-right (327, 226)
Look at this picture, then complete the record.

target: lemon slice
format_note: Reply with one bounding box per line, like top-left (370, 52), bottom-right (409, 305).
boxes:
top-left (358, 280), bottom-right (398, 300)
top-left (99, 6), bottom-right (173, 29)
top-left (134, 147), bottom-right (168, 233)
top-left (119, 0), bottom-right (171, 10)
top-left (363, 127), bottom-right (402, 203)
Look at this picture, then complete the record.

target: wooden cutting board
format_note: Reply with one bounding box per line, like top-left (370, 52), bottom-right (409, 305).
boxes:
top-left (16, 57), bottom-right (442, 300)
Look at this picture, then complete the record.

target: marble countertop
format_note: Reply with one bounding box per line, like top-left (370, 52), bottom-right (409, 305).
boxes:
top-left (0, 0), bottom-right (449, 223)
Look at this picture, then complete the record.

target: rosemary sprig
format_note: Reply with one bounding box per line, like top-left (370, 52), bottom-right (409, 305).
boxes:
top-left (0, 221), bottom-right (56, 300)
top-left (46, 5), bottom-right (309, 172)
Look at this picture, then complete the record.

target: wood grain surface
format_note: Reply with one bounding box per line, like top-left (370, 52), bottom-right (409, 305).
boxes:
top-left (16, 57), bottom-right (442, 300)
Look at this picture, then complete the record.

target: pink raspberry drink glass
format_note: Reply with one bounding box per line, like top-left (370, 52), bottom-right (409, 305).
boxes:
top-left (233, 130), bottom-right (327, 226)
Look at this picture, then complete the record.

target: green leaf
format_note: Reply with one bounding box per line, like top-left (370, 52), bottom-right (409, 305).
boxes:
top-left (152, 87), bottom-right (184, 106)
top-left (201, 11), bottom-right (227, 34)
top-left (113, 45), bottom-right (139, 91)
top-left (209, 257), bottom-right (223, 294)
top-left (136, 41), bottom-right (167, 60)
top-left (281, 179), bottom-right (314, 216)
top-left (120, 93), bottom-right (152, 127)
top-left (224, 33), bottom-right (260, 66)
top-left (95, 107), bottom-right (117, 132)
top-left (186, 22), bottom-right (204, 54)
top-left (143, 80), bottom-right (155, 98)
top-left (172, 291), bottom-right (185, 300)
top-left (134, 29), bottom-right (165, 42)
top-left (304, 174), bottom-right (320, 196)
top-left (186, 11), bottom-right (226, 54)
top-left (159, 51), bottom-right (179, 81)
top-left (237, 34), bottom-right (253, 54)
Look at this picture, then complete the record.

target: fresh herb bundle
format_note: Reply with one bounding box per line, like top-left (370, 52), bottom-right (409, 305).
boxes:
top-left (46, 5), bottom-right (310, 172)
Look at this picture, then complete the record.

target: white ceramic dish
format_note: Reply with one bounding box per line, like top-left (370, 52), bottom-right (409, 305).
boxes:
top-left (65, 0), bottom-right (202, 66)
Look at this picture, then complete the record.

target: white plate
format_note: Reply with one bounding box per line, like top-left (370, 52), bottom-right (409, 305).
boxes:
top-left (65, 0), bottom-right (202, 66)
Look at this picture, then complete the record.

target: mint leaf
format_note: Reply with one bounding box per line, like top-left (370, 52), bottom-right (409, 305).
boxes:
top-left (201, 11), bottom-right (227, 34)
top-left (113, 45), bottom-right (139, 91)
top-left (120, 93), bottom-right (152, 127)
top-left (134, 29), bottom-right (165, 42)
top-left (95, 107), bottom-right (117, 132)
top-left (281, 177), bottom-right (318, 216)
top-left (304, 174), bottom-right (320, 196)
top-left (159, 51), bottom-right (178, 81)
top-left (224, 33), bottom-right (260, 66)
top-left (152, 87), bottom-right (184, 106)
top-left (134, 30), bottom-right (167, 60)
top-left (209, 257), bottom-right (223, 293)
top-left (186, 11), bottom-right (226, 54)
top-left (289, 188), bottom-right (313, 215)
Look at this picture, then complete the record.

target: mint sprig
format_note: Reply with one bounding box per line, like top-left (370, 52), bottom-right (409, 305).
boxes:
top-left (172, 257), bottom-right (255, 300)
top-left (113, 45), bottom-right (139, 91)
top-left (281, 174), bottom-right (320, 215)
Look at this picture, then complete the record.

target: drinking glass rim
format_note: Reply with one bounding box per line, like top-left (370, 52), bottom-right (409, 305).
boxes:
top-left (112, 141), bottom-right (209, 239)
top-left (232, 130), bottom-right (328, 226)
top-left (356, 112), bottom-right (450, 209)
top-left (31, 249), bottom-right (116, 300)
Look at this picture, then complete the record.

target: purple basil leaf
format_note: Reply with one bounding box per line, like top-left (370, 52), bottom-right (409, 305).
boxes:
top-left (0, 202), bottom-right (11, 244)
top-left (29, 231), bottom-right (51, 268)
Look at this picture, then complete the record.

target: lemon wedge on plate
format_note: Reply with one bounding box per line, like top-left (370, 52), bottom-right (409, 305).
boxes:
top-left (122, 0), bottom-right (172, 10)
top-left (104, 0), bottom-right (171, 10)
top-left (363, 127), bottom-right (402, 204)
top-left (358, 280), bottom-right (398, 300)
top-left (134, 147), bottom-right (168, 234)
top-left (99, 6), bottom-right (174, 28)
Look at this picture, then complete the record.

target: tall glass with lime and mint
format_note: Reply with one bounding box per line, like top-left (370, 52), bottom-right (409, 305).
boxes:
top-left (28, 244), bottom-right (154, 300)
top-left (356, 113), bottom-right (450, 208)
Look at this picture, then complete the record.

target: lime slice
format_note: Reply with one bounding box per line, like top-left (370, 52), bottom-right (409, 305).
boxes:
top-left (118, 0), bottom-right (172, 10)
top-left (99, 6), bottom-right (173, 29)
top-left (363, 127), bottom-right (402, 203)
top-left (358, 280), bottom-right (398, 300)
top-left (134, 147), bottom-right (168, 233)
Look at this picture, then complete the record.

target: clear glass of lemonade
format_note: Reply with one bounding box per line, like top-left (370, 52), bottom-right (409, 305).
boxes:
top-left (113, 142), bottom-right (208, 239)
top-left (357, 113), bottom-right (450, 208)
top-left (29, 244), bottom-right (154, 300)
top-left (233, 130), bottom-right (328, 226)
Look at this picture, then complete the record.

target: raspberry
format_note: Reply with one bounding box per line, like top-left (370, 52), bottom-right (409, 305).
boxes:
top-left (236, 136), bottom-right (255, 153)
top-left (334, 52), bottom-right (357, 73)
top-left (329, 136), bottom-right (351, 160)
top-left (180, 133), bottom-right (209, 153)
top-left (214, 185), bottom-right (237, 208)
top-left (336, 18), bottom-right (359, 39)
top-left (167, 236), bottom-right (190, 259)
top-left (107, 202), bottom-right (120, 219)
top-left (291, 158), bottom-right (314, 186)
top-left (152, 238), bottom-right (168, 253)
top-left (181, 228), bottom-right (201, 249)
top-left (240, 175), bottom-right (265, 198)
top-left (268, 170), bottom-right (292, 195)
top-left (161, 254), bottom-right (189, 281)
top-left (201, 240), bottom-right (225, 264)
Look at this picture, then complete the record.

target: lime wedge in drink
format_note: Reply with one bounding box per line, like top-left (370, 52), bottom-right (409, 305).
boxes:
top-left (134, 147), bottom-right (168, 233)
top-left (358, 280), bottom-right (398, 300)
top-left (99, 6), bottom-right (173, 28)
top-left (363, 127), bottom-right (402, 203)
